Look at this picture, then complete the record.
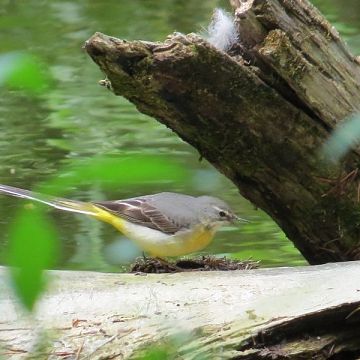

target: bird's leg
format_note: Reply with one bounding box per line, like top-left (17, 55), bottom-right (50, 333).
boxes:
top-left (134, 254), bottom-right (187, 272)
top-left (154, 257), bottom-right (188, 272)
top-left (154, 256), bottom-right (172, 266)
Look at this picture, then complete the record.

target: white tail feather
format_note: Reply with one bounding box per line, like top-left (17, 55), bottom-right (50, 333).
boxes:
top-left (0, 184), bottom-right (97, 216)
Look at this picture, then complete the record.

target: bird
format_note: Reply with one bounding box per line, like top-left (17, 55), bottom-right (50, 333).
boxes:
top-left (0, 184), bottom-right (245, 257)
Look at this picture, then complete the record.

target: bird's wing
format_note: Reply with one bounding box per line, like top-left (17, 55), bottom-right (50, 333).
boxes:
top-left (93, 198), bottom-right (182, 234)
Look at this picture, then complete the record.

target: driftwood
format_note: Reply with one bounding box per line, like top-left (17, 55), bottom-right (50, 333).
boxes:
top-left (84, 0), bottom-right (360, 265)
top-left (1, 263), bottom-right (360, 359)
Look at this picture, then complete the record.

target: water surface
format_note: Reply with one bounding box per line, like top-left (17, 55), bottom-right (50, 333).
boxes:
top-left (1, 0), bottom-right (359, 271)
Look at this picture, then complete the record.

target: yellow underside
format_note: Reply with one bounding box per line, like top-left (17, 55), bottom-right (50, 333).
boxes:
top-left (90, 204), bottom-right (127, 231)
top-left (90, 204), bottom-right (216, 257)
top-left (144, 226), bottom-right (216, 257)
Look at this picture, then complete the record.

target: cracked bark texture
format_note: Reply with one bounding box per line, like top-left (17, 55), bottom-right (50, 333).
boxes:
top-left (2, 263), bottom-right (360, 359)
top-left (85, 0), bottom-right (360, 265)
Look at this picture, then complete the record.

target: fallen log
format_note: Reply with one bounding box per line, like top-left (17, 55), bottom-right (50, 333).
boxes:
top-left (84, 0), bottom-right (360, 265)
top-left (1, 262), bottom-right (360, 359)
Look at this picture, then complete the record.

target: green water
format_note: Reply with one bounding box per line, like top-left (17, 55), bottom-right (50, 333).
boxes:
top-left (0, 0), bottom-right (359, 271)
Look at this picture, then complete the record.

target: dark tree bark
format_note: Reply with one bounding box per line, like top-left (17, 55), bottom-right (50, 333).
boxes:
top-left (84, 0), bottom-right (360, 265)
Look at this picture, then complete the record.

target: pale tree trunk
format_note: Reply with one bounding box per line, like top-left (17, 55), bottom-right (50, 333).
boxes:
top-left (1, 263), bottom-right (360, 359)
top-left (85, 0), bottom-right (360, 265)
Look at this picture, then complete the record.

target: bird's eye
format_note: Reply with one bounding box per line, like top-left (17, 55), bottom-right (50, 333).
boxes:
top-left (219, 211), bottom-right (227, 217)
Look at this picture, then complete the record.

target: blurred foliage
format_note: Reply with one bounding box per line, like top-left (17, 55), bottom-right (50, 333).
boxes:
top-left (322, 113), bottom-right (360, 163)
top-left (41, 155), bottom-right (186, 195)
top-left (0, 52), bottom-right (50, 94)
top-left (132, 333), bottom-right (194, 360)
top-left (134, 345), bottom-right (172, 360)
top-left (0, 50), bottom-right (54, 310)
top-left (8, 207), bottom-right (58, 310)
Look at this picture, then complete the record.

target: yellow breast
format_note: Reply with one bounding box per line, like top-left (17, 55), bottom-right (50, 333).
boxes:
top-left (90, 205), bottom-right (216, 257)
top-left (167, 226), bottom-right (216, 257)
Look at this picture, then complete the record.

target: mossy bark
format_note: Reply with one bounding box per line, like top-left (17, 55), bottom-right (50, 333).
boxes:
top-left (84, 0), bottom-right (360, 264)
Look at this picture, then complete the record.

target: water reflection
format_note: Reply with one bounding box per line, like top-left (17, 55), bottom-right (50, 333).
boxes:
top-left (3, 0), bottom-right (358, 271)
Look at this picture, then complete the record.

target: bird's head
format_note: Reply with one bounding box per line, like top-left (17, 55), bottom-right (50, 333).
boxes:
top-left (196, 195), bottom-right (247, 228)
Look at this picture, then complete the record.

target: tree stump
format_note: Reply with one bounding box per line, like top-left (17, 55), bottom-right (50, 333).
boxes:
top-left (84, 0), bottom-right (360, 265)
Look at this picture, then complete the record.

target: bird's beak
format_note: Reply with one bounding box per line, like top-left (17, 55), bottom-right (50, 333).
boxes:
top-left (232, 214), bottom-right (250, 223)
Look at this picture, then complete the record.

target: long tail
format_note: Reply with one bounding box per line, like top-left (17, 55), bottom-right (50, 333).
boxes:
top-left (0, 184), bottom-right (99, 216)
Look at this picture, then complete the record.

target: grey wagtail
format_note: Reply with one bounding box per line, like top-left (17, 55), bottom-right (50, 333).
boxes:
top-left (0, 184), bottom-right (245, 257)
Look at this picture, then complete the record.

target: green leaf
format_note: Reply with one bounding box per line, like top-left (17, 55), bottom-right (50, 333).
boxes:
top-left (135, 346), bottom-right (171, 360)
top-left (8, 207), bottom-right (58, 310)
top-left (41, 154), bottom-right (187, 195)
top-left (0, 52), bottom-right (50, 94)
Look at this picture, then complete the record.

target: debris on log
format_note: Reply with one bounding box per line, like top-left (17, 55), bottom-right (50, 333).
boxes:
top-left (129, 255), bottom-right (259, 273)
